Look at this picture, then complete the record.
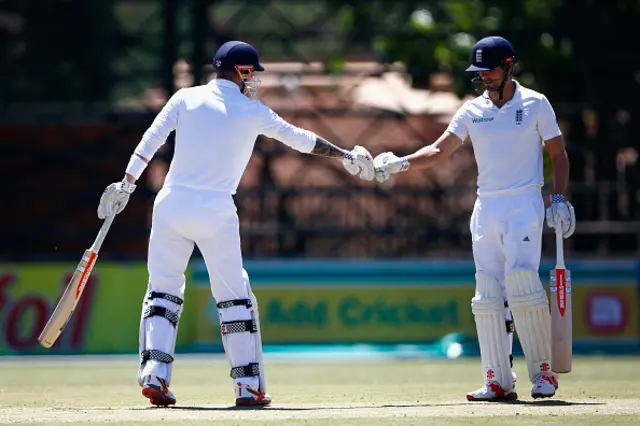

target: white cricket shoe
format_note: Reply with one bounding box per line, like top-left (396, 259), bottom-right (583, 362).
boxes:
top-left (531, 373), bottom-right (558, 399)
top-left (467, 372), bottom-right (518, 402)
top-left (466, 382), bottom-right (518, 402)
top-left (234, 378), bottom-right (271, 407)
top-left (141, 374), bottom-right (176, 407)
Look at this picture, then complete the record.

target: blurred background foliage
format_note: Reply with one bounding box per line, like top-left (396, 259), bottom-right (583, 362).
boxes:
top-left (1, 0), bottom-right (638, 258)
top-left (2, 0), bottom-right (638, 114)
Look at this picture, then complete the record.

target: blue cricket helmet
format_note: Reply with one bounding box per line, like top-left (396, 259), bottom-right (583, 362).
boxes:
top-left (213, 41), bottom-right (265, 72)
top-left (466, 36), bottom-right (515, 72)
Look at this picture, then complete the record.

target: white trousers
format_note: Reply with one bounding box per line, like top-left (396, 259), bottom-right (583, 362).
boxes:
top-left (149, 186), bottom-right (247, 302)
top-left (470, 189), bottom-right (545, 282)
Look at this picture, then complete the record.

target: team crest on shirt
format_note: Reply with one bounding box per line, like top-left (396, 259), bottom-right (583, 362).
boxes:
top-left (515, 109), bottom-right (524, 125)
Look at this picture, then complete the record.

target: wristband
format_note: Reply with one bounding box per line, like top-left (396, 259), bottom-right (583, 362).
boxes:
top-left (399, 158), bottom-right (410, 172)
top-left (550, 194), bottom-right (565, 203)
top-left (125, 154), bottom-right (148, 180)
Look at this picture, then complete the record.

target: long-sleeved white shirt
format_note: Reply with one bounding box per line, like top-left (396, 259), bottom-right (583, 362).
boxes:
top-left (134, 78), bottom-right (317, 193)
top-left (446, 81), bottom-right (562, 196)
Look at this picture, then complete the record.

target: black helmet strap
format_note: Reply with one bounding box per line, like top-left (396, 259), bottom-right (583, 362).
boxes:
top-left (497, 58), bottom-right (514, 101)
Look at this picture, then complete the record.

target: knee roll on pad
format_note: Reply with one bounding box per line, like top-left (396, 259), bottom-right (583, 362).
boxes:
top-left (504, 269), bottom-right (553, 382)
top-left (505, 269), bottom-right (545, 299)
top-left (471, 294), bottom-right (503, 314)
top-left (138, 290), bottom-right (184, 386)
top-left (508, 289), bottom-right (548, 310)
top-left (475, 272), bottom-right (503, 299)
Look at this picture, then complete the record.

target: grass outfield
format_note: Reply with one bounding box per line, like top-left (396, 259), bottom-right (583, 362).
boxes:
top-left (0, 355), bottom-right (639, 425)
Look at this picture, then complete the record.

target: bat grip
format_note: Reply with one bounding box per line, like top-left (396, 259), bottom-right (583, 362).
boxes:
top-left (555, 218), bottom-right (565, 268)
top-left (89, 215), bottom-right (116, 253)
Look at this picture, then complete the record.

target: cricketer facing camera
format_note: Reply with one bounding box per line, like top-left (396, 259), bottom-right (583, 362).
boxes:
top-left (96, 41), bottom-right (375, 407)
top-left (372, 36), bottom-right (575, 401)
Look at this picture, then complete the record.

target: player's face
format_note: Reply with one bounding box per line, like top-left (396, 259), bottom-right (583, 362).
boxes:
top-left (235, 65), bottom-right (261, 98)
top-left (478, 67), bottom-right (506, 91)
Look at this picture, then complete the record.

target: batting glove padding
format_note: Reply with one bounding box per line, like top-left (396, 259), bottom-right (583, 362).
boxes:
top-left (545, 194), bottom-right (575, 238)
top-left (342, 145), bottom-right (375, 181)
top-left (97, 180), bottom-right (136, 219)
top-left (373, 152), bottom-right (409, 183)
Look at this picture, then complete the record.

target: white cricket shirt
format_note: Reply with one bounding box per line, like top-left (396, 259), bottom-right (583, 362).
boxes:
top-left (446, 81), bottom-right (562, 196)
top-left (133, 79), bottom-right (317, 193)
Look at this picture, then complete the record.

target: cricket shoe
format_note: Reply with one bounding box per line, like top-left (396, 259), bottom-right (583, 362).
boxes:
top-left (531, 373), bottom-right (558, 399)
top-left (466, 372), bottom-right (518, 402)
top-left (235, 379), bottom-right (271, 407)
top-left (141, 375), bottom-right (176, 407)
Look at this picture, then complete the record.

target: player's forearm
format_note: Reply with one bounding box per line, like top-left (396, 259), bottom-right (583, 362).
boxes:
top-left (550, 150), bottom-right (570, 195)
top-left (400, 132), bottom-right (463, 171)
top-left (308, 136), bottom-right (348, 158)
top-left (403, 145), bottom-right (444, 170)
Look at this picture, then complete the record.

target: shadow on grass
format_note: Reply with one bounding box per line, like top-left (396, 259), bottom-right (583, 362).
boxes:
top-left (137, 400), bottom-right (604, 411)
top-left (507, 400), bottom-right (605, 407)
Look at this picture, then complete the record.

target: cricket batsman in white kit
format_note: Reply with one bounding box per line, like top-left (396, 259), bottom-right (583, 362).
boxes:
top-left (96, 41), bottom-right (375, 407)
top-left (371, 36), bottom-right (575, 401)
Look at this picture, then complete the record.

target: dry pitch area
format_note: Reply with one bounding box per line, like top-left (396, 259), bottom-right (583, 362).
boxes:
top-left (0, 355), bottom-right (639, 425)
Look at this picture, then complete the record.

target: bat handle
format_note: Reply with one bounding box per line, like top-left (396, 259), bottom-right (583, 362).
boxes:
top-left (555, 218), bottom-right (565, 268)
top-left (89, 215), bottom-right (116, 253)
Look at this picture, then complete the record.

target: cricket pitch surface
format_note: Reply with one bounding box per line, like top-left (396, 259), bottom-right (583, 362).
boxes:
top-left (1, 355), bottom-right (639, 425)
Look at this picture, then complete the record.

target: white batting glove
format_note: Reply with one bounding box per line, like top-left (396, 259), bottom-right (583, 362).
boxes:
top-left (373, 152), bottom-right (410, 183)
top-left (342, 145), bottom-right (374, 181)
top-left (97, 179), bottom-right (136, 219)
top-left (545, 194), bottom-right (576, 238)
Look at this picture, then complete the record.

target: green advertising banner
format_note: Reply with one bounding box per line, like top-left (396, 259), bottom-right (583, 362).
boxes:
top-left (189, 260), bottom-right (640, 351)
top-left (0, 259), bottom-right (638, 355)
top-left (189, 284), bottom-right (476, 347)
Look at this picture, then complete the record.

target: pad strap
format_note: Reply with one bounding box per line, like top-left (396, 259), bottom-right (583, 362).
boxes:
top-left (506, 319), bottom-right (515, 334)
top-left (221, 320), bottom-right (257, 335)
top-left (148, 291), bottom-right (184, 305)
top-left (141, 349), bottom-right (174, 365)
top-left (143, 305), bottom-right (179, 327)
top-left (230, 362), bottom-right (260, 379)
top-left (217, 299), bottom-right (252, 309)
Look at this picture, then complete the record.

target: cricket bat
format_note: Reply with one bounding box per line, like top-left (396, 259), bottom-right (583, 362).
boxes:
top-left (38, 215), bottom-right (116, 348)
top-left (549, 221), bottom-right (572, 373)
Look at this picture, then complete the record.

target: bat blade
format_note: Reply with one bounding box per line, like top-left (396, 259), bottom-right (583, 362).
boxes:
top-left (550, 265), bottom-right (572, 373)
top-left (38, 250), bottom-right (98, 348)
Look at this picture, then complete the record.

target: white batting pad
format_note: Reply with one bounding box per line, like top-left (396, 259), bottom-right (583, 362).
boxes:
top-left (138, 288), bottom-right (184, 386)
top-left (505, 269), bottom-right (554, 382)
top-left (218, 269), bottom-right (265, 393)
top-left (471, 272), bottom-right (514, 391)
top-left (220, 304), bottom-right (257, 368)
